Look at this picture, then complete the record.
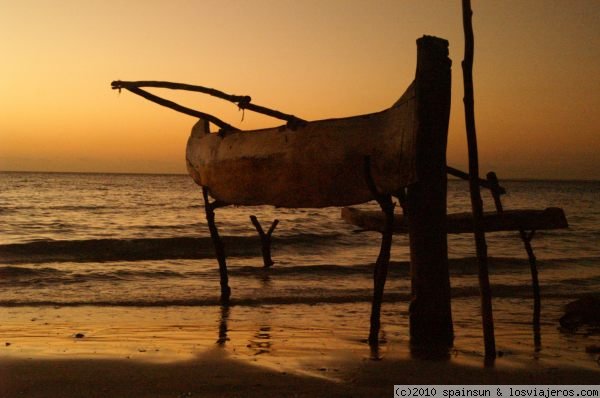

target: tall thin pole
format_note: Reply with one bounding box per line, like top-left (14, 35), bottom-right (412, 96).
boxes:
top-left (461, 0), bottom-right (496, 359)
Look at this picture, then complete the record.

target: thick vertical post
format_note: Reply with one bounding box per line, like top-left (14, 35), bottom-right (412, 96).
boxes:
top-left (407, 36), bottom-right (454, 350)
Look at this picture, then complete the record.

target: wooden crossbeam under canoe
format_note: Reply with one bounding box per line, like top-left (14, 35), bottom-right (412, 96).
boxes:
top-left (341, 207), bottom-right (568, 234)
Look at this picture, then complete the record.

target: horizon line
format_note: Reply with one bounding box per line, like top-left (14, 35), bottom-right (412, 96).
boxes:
top-left (1, 169), bottom-right (598, 183)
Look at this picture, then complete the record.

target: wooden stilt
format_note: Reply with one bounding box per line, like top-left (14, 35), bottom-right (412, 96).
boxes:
top-left (202, 186), bottom-right (231, 304)
top-left (250, 215), bottom-right (279, 268)
top-left (486, 172), bottom-right (504, 214)
top-left (462, 0), bottom-right (496, 359)
top-left (520, 229), bottom-right (541, 349)
top-left (447, 166), bottom-right (506, 194)
top-left (364, 157), bottom-right (395, 347)
top-left (395, 188), bottom-right (408, 214)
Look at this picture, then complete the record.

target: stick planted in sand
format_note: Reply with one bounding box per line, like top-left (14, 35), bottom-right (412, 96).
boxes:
top-left (364, 156), bottom-right (395, 346)
top-left (461, 0), bottom-right (496, 359)
top-left (202, 186), bottom-right (231, 304)
top-left (250, 215), bottom-right (279, 268)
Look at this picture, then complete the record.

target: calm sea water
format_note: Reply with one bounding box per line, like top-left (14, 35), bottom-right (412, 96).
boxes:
top-left (0, 172), bottom-right (599, 326)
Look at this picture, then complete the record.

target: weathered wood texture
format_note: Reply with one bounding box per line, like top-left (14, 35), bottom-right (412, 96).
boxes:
top-left (406, 36), bottom-right (454, 349)
top-left (186, 75), bottom-right (419, 208)
top-left (341, 207), bottom-right (568, 234)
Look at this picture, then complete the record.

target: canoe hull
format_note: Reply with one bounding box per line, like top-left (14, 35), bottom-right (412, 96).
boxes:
top-left (186, 83), bottom-right (417, 208)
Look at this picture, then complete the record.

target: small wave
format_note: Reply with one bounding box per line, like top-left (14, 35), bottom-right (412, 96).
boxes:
top-left (446, 256), bottom-right (600, 272)
top-left (276, 232), bottom-right (344, 244)
top-left (66, 269), bottom-right (187, 283)
top-left (47, 205), bottom-right (110, 211)
top-left (0, 265), bottom-right (68, 287)
top-left (112, 269), bottom-right (183, 278)
top-left (140, 224), bottom-right (199, 230)
top-left (0, 236), bottom-right (255, 264)
top-left (0, 265), bottom-right (62, 278)
top-left (0, 292), bottom-right (411, 308)
top-left (558, 275), bottom-right (600, 287)
top-left (229, 262), bottom-right (417, 278)
top-left (0, 234), bottom-right (346, 264)
top-left (0, 266), bottom-right (188, 287)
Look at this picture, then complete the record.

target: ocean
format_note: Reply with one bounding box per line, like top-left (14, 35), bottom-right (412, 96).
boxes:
top-left (1, 171), bottom-right (599, 366)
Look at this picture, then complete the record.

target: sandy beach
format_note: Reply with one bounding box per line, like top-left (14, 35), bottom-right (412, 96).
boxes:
top-left (1, 303), bottom-right (598, 397)
top-left (2, 349), bottom-right (600, 398)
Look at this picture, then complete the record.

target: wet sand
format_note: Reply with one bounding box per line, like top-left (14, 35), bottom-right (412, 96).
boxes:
top-left (2, 350), bottom-right (600, 398)
top-left (1, 303), bottom-right (599, 397)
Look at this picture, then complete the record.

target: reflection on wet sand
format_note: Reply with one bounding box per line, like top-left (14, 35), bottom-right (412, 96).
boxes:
top-left (216, 305), bottom-right (273, 357)
top-left (0, 301), bottom-right (597, 385)
top-left (259, 271), bottom-right (272, 288)
top-left (369, 330), bottom-right (386, 361)
top-left (216, 305), bottom-right (230, 347)
top-left (534, 321), bottom-right (542, 353)
top-left (248, 326), bottom-right (272, 356)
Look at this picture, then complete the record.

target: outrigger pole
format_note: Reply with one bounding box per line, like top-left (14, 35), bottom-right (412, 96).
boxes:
top-left (111, 80), bottom-right (306, 129)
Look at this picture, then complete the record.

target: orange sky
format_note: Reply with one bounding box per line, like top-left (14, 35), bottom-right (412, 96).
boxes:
top-left (1, 1), bottom-right (599, 179)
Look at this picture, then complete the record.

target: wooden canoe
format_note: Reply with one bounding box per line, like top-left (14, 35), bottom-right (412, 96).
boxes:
top-left (184, 36), bottom-right (451, 208)
top-left (186, 84), bottom-right (417, 208)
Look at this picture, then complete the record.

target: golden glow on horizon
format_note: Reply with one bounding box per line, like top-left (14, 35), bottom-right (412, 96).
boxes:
top-left (1, 0), bottom-right (599, 179)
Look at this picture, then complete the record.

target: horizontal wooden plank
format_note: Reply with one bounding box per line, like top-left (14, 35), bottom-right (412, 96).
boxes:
top-left (341, 207), bottom-right (568, 234)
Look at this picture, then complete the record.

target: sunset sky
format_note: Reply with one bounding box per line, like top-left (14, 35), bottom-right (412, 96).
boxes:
top-left (1, 0), bottom-right (599, 179)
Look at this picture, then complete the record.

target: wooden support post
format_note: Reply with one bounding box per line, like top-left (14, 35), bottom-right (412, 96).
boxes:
top-left (462, 0), bottom-right (496, 360)
top-left (342, 207), bottom-right (568, 235)
top-left (406, 36), bottom-right (454, 350)
top-left (202, 187), bottom-right (231, 304)
top-left (395, 188), bottom-right (408, 214)
top-left (447, 166), bottom-right (506, 194)
top-left (520, 229), bottom-right (541, 349)
top-left (486, 172), bottom-right (504, 213)
top-left (364, 157), bottom-right (395, 347)
top-left (250, 215), bottom-right (279, 268)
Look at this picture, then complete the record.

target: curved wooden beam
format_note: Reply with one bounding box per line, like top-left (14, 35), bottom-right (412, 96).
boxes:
top-left (111, 80), bottom-right (306, 128)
